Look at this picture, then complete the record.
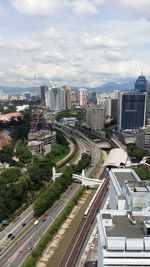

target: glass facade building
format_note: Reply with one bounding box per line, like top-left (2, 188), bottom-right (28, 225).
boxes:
top-left (118, 92), bottom-right (146, 130)
top-left (134, 74), bottom-right (147, 93)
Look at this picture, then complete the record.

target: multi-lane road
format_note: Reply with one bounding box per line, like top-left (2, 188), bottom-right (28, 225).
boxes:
top-left (0, 128), bottom-right (101, 267)
top-left (0, 183), bottom-right (80, 267)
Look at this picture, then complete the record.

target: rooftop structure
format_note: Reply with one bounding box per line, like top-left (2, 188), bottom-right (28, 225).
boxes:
top-left (109, 168), bottom-right (150, 211)
top-left (0, 112), bottom-right (22, 121)
top-left (28, 130), bottom-right (56, 157)
top-left (134, 73), bottom-right (148, 93)
top-left (97, 209), bottom-right (150, 267)
top-left (59, 117), bottom-right (77, 127)
top-left (103, 148), bottom-right (130, 168)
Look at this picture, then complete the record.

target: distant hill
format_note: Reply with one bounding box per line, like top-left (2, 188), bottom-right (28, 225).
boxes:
top-left (0, 86), bottom-right (40, 95)
top-left (0, 79), bottom-right (135, 95)
top-left (71, 79), bottom-right (135, 93)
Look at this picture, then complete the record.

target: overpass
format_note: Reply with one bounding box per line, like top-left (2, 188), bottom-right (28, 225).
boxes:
top-left (52, 167), bottom-right (103, 187)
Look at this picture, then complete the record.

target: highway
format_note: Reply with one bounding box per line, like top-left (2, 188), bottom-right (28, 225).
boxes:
top-left (0, 128), bottom-right (101, 267)
top-left (0, 183), bottom-right (80, 267)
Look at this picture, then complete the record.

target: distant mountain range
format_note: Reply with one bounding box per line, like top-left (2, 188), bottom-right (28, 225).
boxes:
top-left (0, 80), bottom-right (135, 95)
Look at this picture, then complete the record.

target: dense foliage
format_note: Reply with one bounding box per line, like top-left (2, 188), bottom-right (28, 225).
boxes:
top-left (12, 109), bottom-right (31, 141)
top-left (134, 165), bottom-right (150, 180)
top-left (0, 142), bottom-right (14, 163)
top-left (16, 141), bottom-right (32, 164)
top-left (56, 109), bottom-right (85, 122)
top-left (0, 141), bottom-right (69, 222)
top-left (33, 153), bottom-right (91, 217)
top-left (127, 143), bottom-right (148, 161)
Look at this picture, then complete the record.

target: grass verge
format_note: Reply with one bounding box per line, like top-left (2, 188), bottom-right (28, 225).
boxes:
top-left (21, 186), bottom-right (85, 267)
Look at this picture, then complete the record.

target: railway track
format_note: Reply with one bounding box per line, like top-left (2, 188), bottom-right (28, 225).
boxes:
top-left (59, 177), bottom-right (109, 267)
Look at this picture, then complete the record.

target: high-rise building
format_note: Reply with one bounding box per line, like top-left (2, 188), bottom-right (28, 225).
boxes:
top-left (136, 126), bottom-right (150, 152)
top-left (146, 84), bottom-right (150, 124)
top-left (118, 92), bottom-right (146, 131)
top-left (86, 106), bottom-right (105, 132)
top-left (62, 85), bottom-right (72, 110)
top-left (134, 73), bottom-right (148, 93)
top-left (111, 98), bottom-right (118, 120)
top-left (45, 85), bottom-right (66, 111)
top-left (78, 88), bottom-right (87, 107)
top-left (41, 85), bottom-right (48, 106)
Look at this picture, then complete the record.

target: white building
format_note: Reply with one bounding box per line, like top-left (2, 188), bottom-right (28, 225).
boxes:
top-left (86, 106), bottom-right (105, 132)
top-left (97, 209), bottom-right (150, 267)
top-left (59, 117), bottom-right (77, 127)
top-left (45, 85), bottom-right (66, 111)
top-left (136, 126), bottom-right (150, 152)
top-left (16, 105), bottom-right (29, 112)
top-left (109, 168), bottom-right (140, 210)
top-left (78, 88), bottom-right (87, 107)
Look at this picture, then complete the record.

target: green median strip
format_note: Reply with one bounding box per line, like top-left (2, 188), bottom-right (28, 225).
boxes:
top-left (21, 186), bottom-right (85, 267)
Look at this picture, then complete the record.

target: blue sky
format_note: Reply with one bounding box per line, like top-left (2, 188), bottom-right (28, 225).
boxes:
top-left (0, 0), bottom-right (150, 87)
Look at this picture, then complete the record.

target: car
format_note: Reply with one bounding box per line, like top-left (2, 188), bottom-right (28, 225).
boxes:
top-left (1, 220), bottom-right (9, 225)
top-left (34, 220), bottom-right (39, 225)
top-left (10, 235), bottom-right (15, 240)
top-left (7, 233), bottom-right (13, 239)
top-left (22, 223), bottom-right (26, 227)
top-left (90, 244), bottom-right (94, 249)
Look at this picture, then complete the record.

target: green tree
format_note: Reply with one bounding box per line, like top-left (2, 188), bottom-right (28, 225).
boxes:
top-left (16, 143), bottom-right (32, 164)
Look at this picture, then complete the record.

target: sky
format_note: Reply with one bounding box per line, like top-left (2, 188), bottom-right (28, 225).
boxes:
top-left (0, 0), bottom-right (150, 87)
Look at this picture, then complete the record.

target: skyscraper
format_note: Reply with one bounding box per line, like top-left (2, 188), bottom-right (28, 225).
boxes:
top-left (41, 85), bottom-right (48, 106)
top-left (45, 85), bottom-right (66, 111)
top-left (62, 85), bottom-right (72, 110)
top-left (134, 73), bottom-right (148, 93)
top-left (78, 88), bottom-right (87, 107)
top-left (118, 92), bottom-right (146, 130)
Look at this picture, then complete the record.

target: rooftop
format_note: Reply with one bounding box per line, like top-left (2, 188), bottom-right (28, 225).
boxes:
top-left (103, 148), bottom-right (128, 168)
top-left (105, 214), bottom-right (150, 238)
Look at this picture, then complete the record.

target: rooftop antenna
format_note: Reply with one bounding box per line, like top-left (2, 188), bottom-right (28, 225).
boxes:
top-left (141, 65), bottom-right (143, 76)
top-left (33, 73), bottom-right (37, 102)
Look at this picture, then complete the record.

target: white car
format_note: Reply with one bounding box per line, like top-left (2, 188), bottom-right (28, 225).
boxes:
top-left (34, 220), bottom-right (39, 225)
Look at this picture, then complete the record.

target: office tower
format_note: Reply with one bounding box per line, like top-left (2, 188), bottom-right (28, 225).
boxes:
top-left (45, 85), bottom-right (66, 111)
top-left (86, 106), bottom-right (105, 132)
top-left (134, 73), bottom-right (148, 93)
top-left (118, 92), bottom-right (146, 131)
top-left (78, 88), bottom-right (87, 107)
top-left (111, 98), bottom-right (118, 120)
top-left (41, 85), bottom-right (48, 106)
top-left (146, 84), bottom-right (150, 124)
top-left (88, 92), bottom-right (97, 105)
top-left (62, 85), bottom-right (72, 110)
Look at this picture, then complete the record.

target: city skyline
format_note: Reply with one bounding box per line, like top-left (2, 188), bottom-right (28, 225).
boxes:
top-left (0, 0), bottom-right (150, 87)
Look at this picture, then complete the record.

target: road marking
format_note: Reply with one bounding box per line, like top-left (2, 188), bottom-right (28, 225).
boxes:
top-left (8, 245), bottom-right (27, 264)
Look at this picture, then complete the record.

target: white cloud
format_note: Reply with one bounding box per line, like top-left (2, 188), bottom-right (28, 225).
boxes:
top-left (44, 27), bottom-right (73, 48)
top-left (11, 0), bottom-right (64, 16)
top-left (104, 50), bottom-right (128, 61)
top-left (71, 0), bottom-right (97, 16)
top-left (16, 39), bottom-right (41, 51)
top-left (81, 34), bottom-right (127, 50)
top-left (117, 0), bottom-right (150, 20)
top-left (94, 60), bottom-right (144, 77)
top-left (11, 0), bottom-right (106, 17)
top-left (0, 36), bottom-right (41, 51)
top-left (33, 51), bottom-right (65, 64)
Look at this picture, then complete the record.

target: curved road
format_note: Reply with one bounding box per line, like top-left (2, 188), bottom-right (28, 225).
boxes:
top-left (0, 129), bottom-right (101, 267)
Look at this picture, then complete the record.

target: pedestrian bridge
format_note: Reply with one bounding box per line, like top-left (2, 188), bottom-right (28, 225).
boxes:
top-left (52, 167), bottom-right (103, 187)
